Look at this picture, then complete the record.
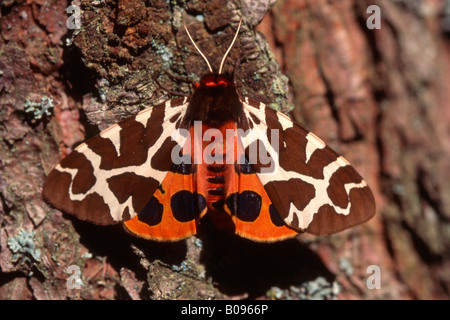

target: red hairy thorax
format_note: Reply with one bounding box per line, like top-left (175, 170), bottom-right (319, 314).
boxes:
top-left (194, 74), bottom-right (232, 88)
top-left (184, 73), bottom-right (242, 127)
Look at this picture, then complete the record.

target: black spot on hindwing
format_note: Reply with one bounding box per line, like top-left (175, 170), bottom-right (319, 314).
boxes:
top-left (171, 191), bottom-right (206, 222)
top-left (138, 196), bottom-right (163, 226)
top-left (225, 191), bottom-right (262, 222)
top-left (269, 204), bottom-right (286, 227)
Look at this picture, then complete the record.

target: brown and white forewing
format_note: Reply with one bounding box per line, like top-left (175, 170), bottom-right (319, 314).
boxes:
top-left (43, 97), bottom-right (189, 225)
top-left (240, 97), bottom-right (375, 235)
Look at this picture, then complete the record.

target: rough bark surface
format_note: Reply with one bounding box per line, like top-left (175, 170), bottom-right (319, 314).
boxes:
top-left (0, 0), bottom-right (449, 300)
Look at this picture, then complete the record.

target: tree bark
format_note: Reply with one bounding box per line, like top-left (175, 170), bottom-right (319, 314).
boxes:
top-left (0, 0), bottom-right (449, 299)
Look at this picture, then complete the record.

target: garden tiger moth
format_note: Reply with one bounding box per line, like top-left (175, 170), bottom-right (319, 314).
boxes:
top-left (43, 19), bottom-right (375, 242)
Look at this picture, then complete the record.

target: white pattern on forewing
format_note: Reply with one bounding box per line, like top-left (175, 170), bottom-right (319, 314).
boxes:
top-left (100, 125), bottom-right (122, 157)
top-left (277, 112), bottom-right (293, 131)
top-left (305, 132), bottom-right (326, 163)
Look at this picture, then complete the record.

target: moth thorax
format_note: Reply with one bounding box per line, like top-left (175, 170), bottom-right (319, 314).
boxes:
top-left (184, 73), bottom-right (243, 127)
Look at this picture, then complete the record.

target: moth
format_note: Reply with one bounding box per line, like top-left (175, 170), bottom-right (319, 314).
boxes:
top-left (43, 20), bottom-right (375, 242)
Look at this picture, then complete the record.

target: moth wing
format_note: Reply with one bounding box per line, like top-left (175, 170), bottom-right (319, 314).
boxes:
top-left (223, 158), bottom-right (299, 242)
top-left (240, 97), bottom-right (375, 235)
top-left (123, 162), bottom-right (207, 241)
top-left (43, 98), bottom-right (189, 225)
top-left (209, 122), bottom-right (297, 241)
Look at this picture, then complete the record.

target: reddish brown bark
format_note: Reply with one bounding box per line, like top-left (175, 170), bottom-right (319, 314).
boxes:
top-left (262, 0), bottom-right (450, 299)
top-left (0, 0), bottom-right (449, 299)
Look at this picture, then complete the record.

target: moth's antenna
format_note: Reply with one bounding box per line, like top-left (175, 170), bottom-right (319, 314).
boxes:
top-left (184, 23), bottom-right (213, 73)
top-left (218, 19), bottom-right (242, 75)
